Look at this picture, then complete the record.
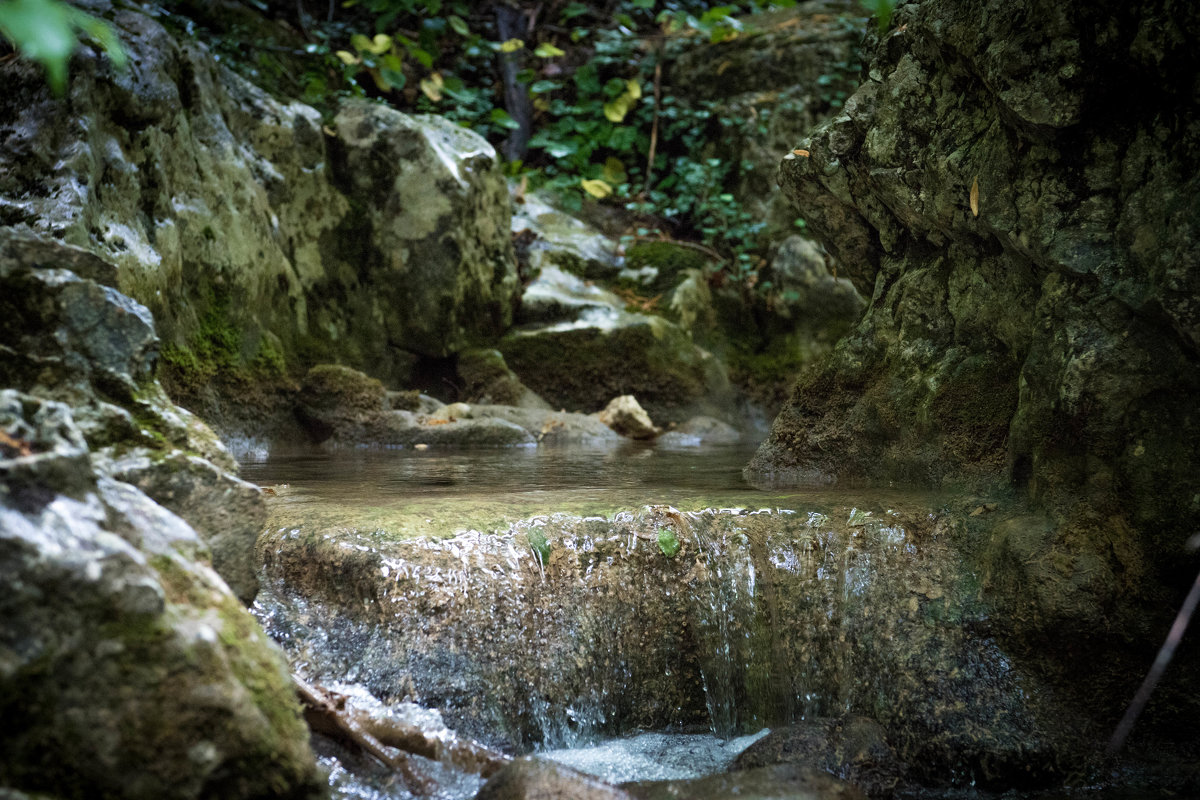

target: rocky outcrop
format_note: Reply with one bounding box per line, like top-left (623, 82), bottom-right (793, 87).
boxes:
top-left (294, 364), bottom-right (619, 447)
top-left (0, 233), bottom-right (320, 797)
top-left (0, 4), bottom-right (518, 403)
top-left (749, 1), bottom-right (1200, 643)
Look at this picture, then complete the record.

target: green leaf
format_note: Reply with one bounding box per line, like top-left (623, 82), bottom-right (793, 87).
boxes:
top-left (408, 46), bottom-right (433, 68)
top-left (657, 528), bottom-right (681, 558)
top-left (0, 0), bottom-right (82, 94)
top-left (529, 79), bottom-right (560, 94)
top-left (380, 68), bottom-right (406, 89)
top-left (490, 107), bottom-right (520, 130)
top-left (528, 529), bottom-right (550, 564)
top-left (561, 3), bottom-right (588, 19)
top-left (447, 14), bottom-right (469, 36)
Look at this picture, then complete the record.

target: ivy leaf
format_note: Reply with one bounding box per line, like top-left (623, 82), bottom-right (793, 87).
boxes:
top-left (367, 33), bottom-right (392, 54)
top-left (533, 42), bottom-right (565, 58)
top-left (379, 68), bottom-right (405, 90)
top-left (580, 178), bottom-right (613, 199)
top-left (498, 38), bottom-right (524, 53)
top-left (602, 157), bottom-right (627, 185)
top-left (490, 107), bottom-right (520, 130)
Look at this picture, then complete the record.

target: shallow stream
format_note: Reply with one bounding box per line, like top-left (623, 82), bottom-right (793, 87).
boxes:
top-left (243, 444), bottom-right (1169, 800)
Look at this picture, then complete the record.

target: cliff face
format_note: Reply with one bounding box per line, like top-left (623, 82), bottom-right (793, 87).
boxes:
top-left (0, 5), bottom-right (518, 398)
top-left (750, 0), bottom-right (1200, 636)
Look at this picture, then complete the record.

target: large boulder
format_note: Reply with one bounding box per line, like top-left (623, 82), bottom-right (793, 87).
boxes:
top-left (0, 5), bottom-right (518, 407)
top-left (0, 232), bottom-right (262, 601)
top-left (0, 391), bottom-right (321, 800)
top-left (500, 311), bottom-right (735, 425)
top-left (747, 0), bottom-right (1200, 727)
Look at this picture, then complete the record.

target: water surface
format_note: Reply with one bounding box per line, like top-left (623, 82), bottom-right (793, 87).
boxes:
top-left (242, 442), bottom-right (944, 539)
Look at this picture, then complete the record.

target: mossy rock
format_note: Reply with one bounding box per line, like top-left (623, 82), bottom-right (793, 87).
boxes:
top-left (299, 364), bottom-right (386, 414)
top-left (622, 241), bottom-right (715, 295)
top-left (499, 315), bottom-right (731, 424)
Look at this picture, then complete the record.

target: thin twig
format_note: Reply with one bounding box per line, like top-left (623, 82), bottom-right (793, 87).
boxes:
top-left (1106, 563), bottom-right (1200, 755)
top-left (643, 59), bottom-right (662, 196)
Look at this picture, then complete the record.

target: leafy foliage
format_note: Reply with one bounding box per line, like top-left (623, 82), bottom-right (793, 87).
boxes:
top-left (0, 0), bottom-right (126, 94)
top-left (188, 0), bottom-right (863, 293)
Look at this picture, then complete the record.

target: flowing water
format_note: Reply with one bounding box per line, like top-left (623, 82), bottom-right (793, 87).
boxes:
top-left (245, 444), bottom-right (1180, 799)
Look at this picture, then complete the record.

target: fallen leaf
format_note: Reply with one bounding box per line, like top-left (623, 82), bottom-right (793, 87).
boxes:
top-left (970, 175), bottom-right (980, 217)
top-left (792, 148), bottom-right (810, 157)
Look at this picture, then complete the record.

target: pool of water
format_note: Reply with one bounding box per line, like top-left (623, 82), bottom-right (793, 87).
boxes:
top-left (241, 441), bottom-right (945, 540)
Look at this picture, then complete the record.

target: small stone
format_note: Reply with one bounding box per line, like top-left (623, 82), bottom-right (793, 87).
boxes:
top-left (594, 395), bottom-right (659, 440)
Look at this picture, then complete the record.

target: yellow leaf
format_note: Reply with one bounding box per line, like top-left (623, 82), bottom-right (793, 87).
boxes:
top-left (420, 72), bottom-right (444, 101)
top-left (603, 96), bottom-right (631, 123)
top-left (603, 157), bottom-right (627, 185)
top-left (500, 38), bottom-right (524, 53)
top-left (367, 33), bottom-right (392, 54)
top-left (580, 179), bottom-right (613, 199)
top-left (970, 175), bottom-right (980, 217)
top-left (533, 96), bottom-right (551, 112)
top-left (625, 79), bottom-right (642, 100)
top-left (335, 50), bottom-right (359, 66)
top-left (350, 33), bottom-right (372, 52)
top-left (792, 148), bottom-right (810, 157)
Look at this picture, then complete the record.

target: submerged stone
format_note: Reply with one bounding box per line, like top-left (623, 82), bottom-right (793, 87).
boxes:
top-left (476, 757), bottom-right (634, 800)
top-left (626, 763), bottom-right (866, 800)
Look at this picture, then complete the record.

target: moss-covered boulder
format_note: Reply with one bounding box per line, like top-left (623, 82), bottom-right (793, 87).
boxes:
top-left (499, 313), bottom-right (734, 424)
top-left (0, 390), bottom-right (321, 800)
top-left (0, 6), bottom-right (517, 420)
top-left (456, 348), bottom-right (551, 409)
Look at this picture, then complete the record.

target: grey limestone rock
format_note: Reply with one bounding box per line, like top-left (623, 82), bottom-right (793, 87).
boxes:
top-left (0, 392), bottom-right (320, 800)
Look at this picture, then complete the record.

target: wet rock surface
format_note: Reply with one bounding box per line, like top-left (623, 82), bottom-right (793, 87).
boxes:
top-left (0, 235), bottom-right (320, 798)
top-left (256, 499), bottom-right (1073, 787)
top-left (476, 757), bottom-right (635, 800)
top-left (732, 715), bottom-right (901, 799)
top-left (626, 763), bottom-right (866, 800)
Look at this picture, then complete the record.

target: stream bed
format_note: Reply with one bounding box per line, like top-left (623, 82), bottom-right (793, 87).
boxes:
top-left (241, 443), bottom-right (1135, 799)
